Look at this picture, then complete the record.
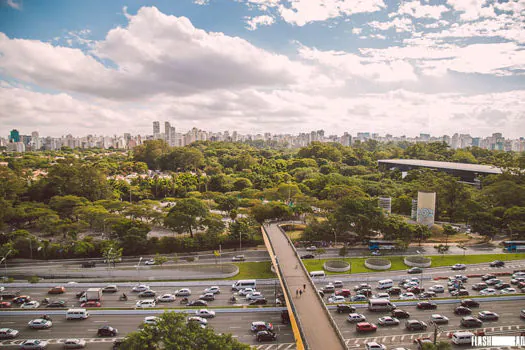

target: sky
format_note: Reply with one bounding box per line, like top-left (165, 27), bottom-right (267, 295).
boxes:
top-left (0, 0), bottom-right (524, 138)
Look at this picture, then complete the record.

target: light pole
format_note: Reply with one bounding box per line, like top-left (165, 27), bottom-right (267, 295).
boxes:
top-left (1, 250), bottom-right (13, 280)
top-left (106, 248), bottom-right (113, 274)
top-left (137, 257), bottom-right (143, 283)
top-left (239, 231), bottom-right (242, 252)
top-left (417, 250), bottom-right (424, 290)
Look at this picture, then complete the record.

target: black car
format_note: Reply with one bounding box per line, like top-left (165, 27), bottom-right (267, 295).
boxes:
top-left (250, 298), bottom-right (268, 305)
top-left (454, 306), bottom-right (472, 315)
top-left (481, 274), bottom-right (496, 281)
top-left (472, 283), bottom-right (488, 291)
top-left (405, 320), bottom-right (427, 331)
top-left (495, 283), bottom-right (511, 290)
top-left (461, 299), bottom-right (480, 308)
top-left (188, 300), bottom-right (208, 307)
top-left (417, 302), bottom-right (437, 310)
top-left (407, 267), bottom-right (423, 274)
top-left (301, 254), bottom-right (315, 259)
top-left (337, 304), bottom-right (356, 314)
top-left (490, 260), bottom-right (505, 267)
top-left (461, 316), bottom-right (483, 328)
top-left (386, 287), bottom-right (402, 296)
top-left (98, 326), bottom-right (118, 337)
top-left (391, 309), bottom-right (410, 319)
top-left (81, 261), bottom-right (96, 268)
top-left (256, 330), bottom-right (277, 342)
top-left (138, 290), bottom-right (156, 298)
top-left (46, 300), bottom-right (66, 308)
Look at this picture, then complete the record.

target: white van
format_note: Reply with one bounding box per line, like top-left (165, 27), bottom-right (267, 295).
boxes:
top-left (231, 279), bottom-right (257, 291)
top-left (66, 308), bottom-right (89, 320)
top-left (377, 279), bottom-right (394, 290)
top-left (310, 271), bottom-right (326, 278)
top-left (368, 299), bottom-right (396, 311)
top-left (451, 331), bottom-right (474, 345)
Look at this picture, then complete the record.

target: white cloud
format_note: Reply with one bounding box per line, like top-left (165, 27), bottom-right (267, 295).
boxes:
top-left (395, 1), bottom-right (449, 19)
top-left (194, 0), bottom-right (209, 5)
top-left (245, 15), bottom-right (275, 30)
top-left (369, 17), bottom-right (414, 32)
top-left (446, 0), bottom-right (496, 21)
top-left (352, 27), bottom-right (362, 34)
top-left (6, 0), bottom-right (21, 10)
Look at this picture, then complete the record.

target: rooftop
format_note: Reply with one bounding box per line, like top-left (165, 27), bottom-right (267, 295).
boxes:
top-left (378, 159), bottom-right (502, 174)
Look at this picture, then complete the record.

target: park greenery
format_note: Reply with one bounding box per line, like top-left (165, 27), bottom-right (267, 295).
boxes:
top-left (0, 140), bottom-right (524, 260)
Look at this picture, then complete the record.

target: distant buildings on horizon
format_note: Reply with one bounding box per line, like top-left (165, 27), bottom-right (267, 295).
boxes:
top-left (1, 122), bottom-right (524, 153)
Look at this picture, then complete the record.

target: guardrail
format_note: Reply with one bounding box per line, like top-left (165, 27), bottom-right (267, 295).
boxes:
top-left (261, 226), bottom-right (308, 350)
top-left (274, 223), bottom-right (348, 350)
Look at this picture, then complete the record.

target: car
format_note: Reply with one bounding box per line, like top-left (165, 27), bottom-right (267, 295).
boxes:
top-left (419, 291), bottom-right (436, 299)
top-left (238, 287), bottom-right (257, 296)
top-left (63, 338), bottom-right (87, 349)
top-left (0, 301), bottom-right (11, 308)
top-left (402, 281), bottom-right (419, 289)
top-left (19, 339), bottom-right (49, 349)
top-left (371, 250), bottom-right (381, 256)
top-left (188, 300), bottom-right (208, 307)
top-left (336, 304), bottom-right (356, 313)
top-left (408, 267), bottom-right (423, 274)
top-left (328, 295), bottom-right (346, 304)
top-left (521, 309), bottom-right (525, 319)
top-left (495, 283), bottom-right (511, 290)
top-left (27, 319), bottom-right (52, 329)
top-left (300, 254), bottom-right (315, 259)
top-left (501, 287), bottom-right (517, 294)
top-left (204, 286), bottom-right (221, 294)
top-left (478, 311), bottom-right (499, 321)
top-left (21, 301), bottom-right (40, 309)
top-left (356, 289), bottom-right (372, 297)
top-left (333, 281), bottom-right (344, 288)
top-left (347, 313), bottom-right (366, 323)
top-left (372, 293), bottom-right (390, 300)
top-left (138, 290), bottom-right (157, 298)
top-left (102, 285), bottom-right (118, 293)
top-left (131, 285), bottom-right (150, 293)
top-left (135, 299), bottom-right (156, 308)
top-left (450, 275), bottom-right (468, 282)
top-left (0, 328), bottom-right (19, 339)
top-left (455, 306), bottom-right (472, 315)
top-left (417, 302), bottom-right (437, 310)
top-left (481, 274), bottom-right (497, 281)
top-left (365, 342), bottom-right (386, 350)
top-left (391, 309), bottom-right (410, 318)
top-left (430, 314), bottom-right (449, 324)
top-left (335, 289), bottom-right (351, 297)
top-left (452, 264), bottom-right (467, 270)
top-left (400, 292), bottom-right (416, 300)
top-left (460, 299), bottom-right (480, 308)
top-left (45, 300), bottom-right (65, 308)
top-left (323, 284), bottom-right (336, 293)
top-left (354, 283), bottom-right (371, 291)
top-left (195, 309), bottom-right (216, 318)
top-left (175, 288), bottom-right (191, 296)
top-left (13, 296), bottom-right (31, 304)
top-left (407, 286), bottom-right (425, 294)
top-left (81, 261), bottom-right (96, 268)
top-left (157, 293), bottom-right (176, 302)
top-left (461, 316), bottom-right (483, 327)
top-left (231, 255), bottom-right (246, 262)
top-left (250, 298), bottom-right (268, 305)
top-left (486, 279), bottom-right (502, 286)
top-left (428, 285), bottom-right (445, 293)
top-left (472, 283), bottom-right (488, 291)
top-left (80, 301), bottom-right (101, 308)
top-left (246, 292), bottom-right (264, 300)
top-left (256, 330), bottom-right (276, 342)
top-left (351, 295), bottom-right (368, 302)
top-left (490, 260), bottom-right (505, 267)
top-left (356, 322), bottom-right (377, 332)
top-left (305, 246), bottom-right (317, 251)
top-left (386, 287), bottom-right (402, 295)
top-left (378, 316), bottom-right (399, 326)
top-left (405, 320), bottom-right (427, 331)
top-left (144, 259), bottom-right (155, 265)
top-left (144, 316), bottom-right (159, 325)
top-left (251, 321), bottom-right (273, 332)
top-left (450, 289), bottom-right (469, 297)
top-left (48, 286), bottom-right (65, 294)
top-left (187, 316), bottom-right (207, 329)
top-left (511, 277), bottom-right (525, 285)
top-left (98, 325), bottom-right (118, 336)
top-left (480, 288), bottom-right (497, 295)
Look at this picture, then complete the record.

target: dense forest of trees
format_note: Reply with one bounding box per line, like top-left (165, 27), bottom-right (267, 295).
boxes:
top-left (0, 140), bottom-right (524, 260)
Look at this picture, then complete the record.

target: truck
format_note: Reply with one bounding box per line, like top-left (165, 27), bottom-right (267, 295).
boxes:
top-left (0, 290), bottom-right (20, 299)
top-left (81, 288), bottom-right (102, 302)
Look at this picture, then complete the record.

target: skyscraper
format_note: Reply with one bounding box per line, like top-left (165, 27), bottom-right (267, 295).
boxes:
top-left (9, 129), bottom-right (20, 143)
top-left (153, 121), bottom-right (160, 135)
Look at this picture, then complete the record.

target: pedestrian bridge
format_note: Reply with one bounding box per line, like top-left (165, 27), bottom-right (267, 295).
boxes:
top-left (261, 223), bottom-right (347, 350)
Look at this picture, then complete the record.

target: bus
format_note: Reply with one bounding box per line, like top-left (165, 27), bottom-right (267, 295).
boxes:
top-left (368, 240), bottom-right (397, 251)
top-left (503, 241), bottom-right (525, 252)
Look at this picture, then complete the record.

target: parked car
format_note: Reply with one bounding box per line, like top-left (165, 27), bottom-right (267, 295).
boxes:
top-left (417, 302), bottom-right (437, 310)
top-left (495, 283), bottom-right (511, 290)
top-left (481, 274), bottom-right (496, 281)
top-left (175, 288), bottom-right (191, 297)
top-left (204, 286), bottom-right (221, 294)
top-left (452, 264), bottom-right (467, 270)
top-left (27, 319), bottom-right (52, 329)
top-left (336, 304), bottom-right (356, 313)
top-left (48, 286), bottom-right (65, 294)
top-left (429, 285), bottom-right (444, 293)
top-left (365, 342), bottom-right (386, 350)
top-left (378, 316), bottom-right (399, 326)
top-left (0, 328), bottom-right (19, 339)
top-left (80, 301), bottom-right (101, 308)
top-left (195, 309), bottom-right (216, 318)
top-left (472, 283), bottom-right (488, 291)
top-left (450, 275), bottom-right (468, 282)
top-left (188, 300), bottom-right (208, 307)
top-left (490, 260), bottom-right (505, 267)
top-left (391, 309), bottom-right (410, 319)
top-left (461, 316), bottom-right (483, 327)
top-left (356, 322), bottom-right (377, 332)
top-left (256, 330), bottom-right (277, 342)
top-left (347, 313), bottom-right (366, 323)
top-left (455, 306), bottom-right (472, 315)
top-left (480, 288), bottom-right (497, 296)
top-left (407, 267), bottom-right (423, 274)
top-left (300, 254), bottom-right (315, 259)
top-left (486, 279), bottom-right (502, 286)
top-left (157, 294), bottom-right (176, 302)
top-left (501, 287), bottom-right (517, 294)
top-left (430, 314), bottom-right (449, 324)
top-left (19, 339), bottom-right (49, 349)
top-left (460, 299), bottom-right (480, 308)
top-left (250, 321), bottom-right (273, 332)
top-left (231, 255), bottom-right (246, 262)
top-left (405, 320), bottom-right (427, 331)
top-left (63, 338), bottom-right (87, 349)
top-left (97, 326), bottom-right (118, 336)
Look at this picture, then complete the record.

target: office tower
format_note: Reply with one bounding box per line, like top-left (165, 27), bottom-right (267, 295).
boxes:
top-left (153, 121), bottom-right (160, 138)
top-left (9, 129), bottom-right (20, 143)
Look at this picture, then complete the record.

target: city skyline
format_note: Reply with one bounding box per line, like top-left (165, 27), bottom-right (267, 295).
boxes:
top-left (1, 1), bottom-right (524, 138)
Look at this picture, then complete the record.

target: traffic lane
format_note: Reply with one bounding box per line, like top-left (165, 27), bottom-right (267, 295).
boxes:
top-left (0, 312), bottom-right (293, 345)
top-left (330, 299), bottom-right (524, 338)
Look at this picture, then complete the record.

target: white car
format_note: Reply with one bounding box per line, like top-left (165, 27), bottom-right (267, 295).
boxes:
top-left (378, 316), bottom-right (399, 326)
top-left (144, 316), bottom-right (159, 325)
top-left (429, 285), bottom-right (445, 293)
top-left (323, 283), bottom-right (335, 293)
top-left (238, 288), bottom-right (256, 296)
top-left (27, 319), bottom-right (52, 329)
top-left (204, 286), bottom-right (221, 294)
top-left (371, 251), bottom-right (381, 256)
top-left (328, 295), bottom-right (346, 303)
top-left (135, 299), bottom-right (156, 308)
top-left (231, 255), bottom-right (245, 262)
top-left (402, 281), bottom-right (419, 289)
top-left (21, 301), bottom-right (40, 309)
top-left (500, 287), bottom-right (516, 294)
top-left (452, 264), bottom-right (467, 270)
top-left (372, 293), bottom-right (390, 300)
top-left (480, 288), bottom-right (497, 296)
top-left (430, 314), bottom-right (449, 324)
top-left (246, 292), bottom-right (264, 300)
top-left (333, 281), bottom-right (344, 288)
top-left (144, 259), bottom-right (155, 265)
top-left (132, 284), bottom-right (150, 292)
top-left (305, 246), bottom-right (317, 251)
top-left (400, 292), bottom-right (416, 300)
top-left (195, 309), bottom-right (216, 318)
top-left (187, 316), bottom-right (208, 327)
top-left (347, 313), bottom-right (366, 323)
top-left (175, 288), bottom-right (192, 296)
top-left (157, 294), bottom-right (176, 302)
top-left (63, 338), bottom-right (87, 349)
top-left (365, 343), bottom-right (386, 350)
top-left (19, 339), bottom-right (49, 349)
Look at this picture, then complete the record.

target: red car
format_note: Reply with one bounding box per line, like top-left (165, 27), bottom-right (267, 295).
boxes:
top-left (335, 289), bottom-right (351, 297)
top-left (407, 287), bottom-right (425, 294)
top-left (0, 301), bottom-right (11, 308)
top-left (356, 322), bottom-right (377, 332)
top-left (81, 301), bottom-right (101, 308)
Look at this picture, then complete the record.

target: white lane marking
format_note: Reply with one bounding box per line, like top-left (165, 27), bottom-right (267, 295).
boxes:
top-left (284, 344), bottom-right (295, 349)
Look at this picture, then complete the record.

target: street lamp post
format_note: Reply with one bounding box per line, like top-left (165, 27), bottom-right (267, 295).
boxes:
top-left (106, 248), bottom-right (113, 275)
top-left (1, 250), bottom-right (13, 280)
top-left (137, 257), bottom-right (143, 283)
top-left (417, 250), bottom-right (424, 290)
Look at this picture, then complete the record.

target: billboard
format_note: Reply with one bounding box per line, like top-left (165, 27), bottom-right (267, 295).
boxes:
top-left (417, 191), bottom-right (436, 227)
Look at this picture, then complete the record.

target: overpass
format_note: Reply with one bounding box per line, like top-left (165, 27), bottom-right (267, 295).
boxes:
top-left (262, 223), bottom-right (347, 350)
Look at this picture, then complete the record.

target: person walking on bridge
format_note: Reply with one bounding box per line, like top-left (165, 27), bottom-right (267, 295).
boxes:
top-left (303, 283), bottom-right (306, 291)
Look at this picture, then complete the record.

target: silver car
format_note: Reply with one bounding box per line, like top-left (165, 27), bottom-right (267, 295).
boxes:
top-left (63, 338), bottom-right (86, 349)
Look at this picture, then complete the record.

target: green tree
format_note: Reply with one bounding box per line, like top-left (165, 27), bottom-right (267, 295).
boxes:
top-left (49, 195), bottom-right (89, 220)
top-left (120, 311), bottom-right (250, 350)
top-left (442, 224), bottom-right (457, 246)
top-left (133, 140), bottom-right (171, 169)
top-left (154, 253), bottom-right (169, 268)
top-left (164, 198), bottom-right (209, 238)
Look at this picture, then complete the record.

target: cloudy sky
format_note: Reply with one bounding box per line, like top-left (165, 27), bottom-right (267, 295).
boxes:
top-left (0, 0), bottom-right (524, 138)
